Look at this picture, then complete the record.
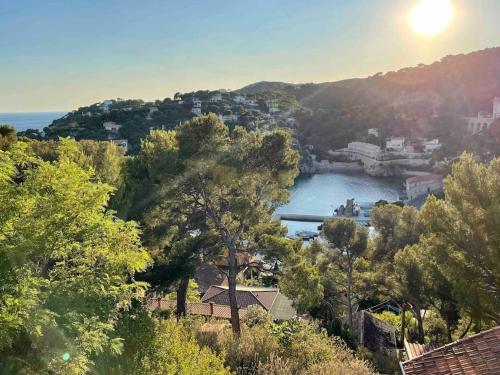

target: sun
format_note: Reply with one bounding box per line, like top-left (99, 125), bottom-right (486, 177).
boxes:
top-left (409, 0), bottom-right (453, 36)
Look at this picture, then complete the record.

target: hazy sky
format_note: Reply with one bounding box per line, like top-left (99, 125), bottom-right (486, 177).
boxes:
top-left (1, 0), bottom-right (499, 112)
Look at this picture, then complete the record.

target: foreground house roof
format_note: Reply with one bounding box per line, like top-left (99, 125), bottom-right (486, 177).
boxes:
top-left (400, 326), bottom-right (500, 375)
top-left (201, 285), bottom-right (297, 320)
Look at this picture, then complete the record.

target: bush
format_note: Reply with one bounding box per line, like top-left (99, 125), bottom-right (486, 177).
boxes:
top-left (95, 313), bottom-right (229, 375)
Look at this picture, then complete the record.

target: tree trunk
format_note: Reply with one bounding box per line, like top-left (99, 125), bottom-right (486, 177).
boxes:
top-left (414, 307), bottom-right (425, 344)
top-left (227, 241), bottom-right (241, 335)
top-left (176, 275), bottom-right (189, 320)
top-left (400, 304), bottom-right (407, 348)
top-left (347, 265), bottom-right (353, 327)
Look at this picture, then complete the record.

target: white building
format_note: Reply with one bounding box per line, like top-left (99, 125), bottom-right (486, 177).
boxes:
top-left (405, 174), bottom-right (443, 201)
top-left (100, 100), bottom-right (114, 111)
top-left (219, 114), bottom-right (238, 123)
top-left (385, 137), bottom-right (405, 152)
top-left (233, 95), bottom-right (246, 104)
top-left (423, 139), bottom-right (442, 153)
top-left (266, 99), bottom-right (280, 113)
top-left (244, 98), bottom-right (258, 107)
top-left (210, 93), bottom-right (223, 102)
top-left (191, 99), bottom-right (202, 115)
top-left (102, 121), bottom-right (122, 132)
top-left (465, 97), bottom-right (500, 134)
top-left (111, 139), bottom-right (128, 152)
top-left (346, 142), bottom-right (382, 159)
top-left (368, 128), bottom-right (379, 137)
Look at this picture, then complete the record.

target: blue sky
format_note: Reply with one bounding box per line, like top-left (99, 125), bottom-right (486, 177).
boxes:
top-left (1, 0), bottom-right (499, 112)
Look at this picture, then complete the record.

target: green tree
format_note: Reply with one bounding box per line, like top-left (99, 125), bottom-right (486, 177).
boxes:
top-left (0, 142), bottom-right (151, 374)
top-left (173, 115), bottom-right (299, 333)
top-left (420, 153), bottom-right (500, 324)
top-left (0, 125), bottom-right (17, 151)
top-left (322, 218), bottom-right (368, 326)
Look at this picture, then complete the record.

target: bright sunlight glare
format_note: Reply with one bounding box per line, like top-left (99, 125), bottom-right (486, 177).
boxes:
top-left (409, 0), bottom-right (454, 37)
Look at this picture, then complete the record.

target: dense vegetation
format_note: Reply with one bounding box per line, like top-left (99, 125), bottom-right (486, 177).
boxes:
top-left (2, 46), bottom-right (500, 373)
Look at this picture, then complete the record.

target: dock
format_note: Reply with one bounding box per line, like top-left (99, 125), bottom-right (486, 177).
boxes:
top-left (276, 214), bottom-right (370, 223)
top-left (276, 214), bottom-right (331, 222)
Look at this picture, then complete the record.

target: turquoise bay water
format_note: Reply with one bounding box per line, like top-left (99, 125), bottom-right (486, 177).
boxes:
top-left (0, 112), bottom-right (66, 131)
top-left (277, 172), bottom-right (403, 235)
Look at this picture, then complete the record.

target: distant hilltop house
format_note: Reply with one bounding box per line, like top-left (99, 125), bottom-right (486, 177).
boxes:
top-left (191, 98), bottom-right (202, 116)
top-left (266, 99), bottom-right (280, 113)
top-left (465, 97), bottom-right (500, 134)
top-left (400, 326), bottom-right (500, 375)
top-left (100, 99), bottom-right (114, 111)
top-left (102, 121), bottom-right (122, 132)
top-left (110, 139), bottom-right (128, 152)
top-left (219, 114), bottom-right (238, 123)
top-left (233, 95), bottom-right (246, 104)
top-left (209, 92), bottom-right (223, 102)
top-left (405, 173), bottom-right (443, 201)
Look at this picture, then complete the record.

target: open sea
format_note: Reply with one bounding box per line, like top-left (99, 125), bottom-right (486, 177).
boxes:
top-left (0, 112), bottom-right (67, 131)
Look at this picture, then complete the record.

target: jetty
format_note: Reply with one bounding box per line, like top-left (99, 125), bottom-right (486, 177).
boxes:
top-left (276, 213), bottom-right (370, 224)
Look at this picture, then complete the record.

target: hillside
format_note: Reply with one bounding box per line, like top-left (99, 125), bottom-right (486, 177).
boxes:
top-left (20, 47), bottom-right (500, 157)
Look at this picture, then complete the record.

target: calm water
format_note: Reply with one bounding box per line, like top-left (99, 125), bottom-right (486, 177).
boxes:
top-left (277, 172), bottom-right (403, 235)
top-left (0, 112), bottom-right (67, 131)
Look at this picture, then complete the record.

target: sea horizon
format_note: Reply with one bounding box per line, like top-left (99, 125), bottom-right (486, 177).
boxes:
top-left (0, 111), bottom-right (67, 131)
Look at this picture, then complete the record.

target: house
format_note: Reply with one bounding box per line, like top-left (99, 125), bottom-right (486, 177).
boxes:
top-left (102, 121), bottom-right (122, 132)
top-left (368, 128), bottom-right (379, 137)
top-left (100, 99), bottom-right (114, 111)
top-left (210, 92), bottom-right (223, 102)
top-left (465, 97), bottom-right (500, 134)
top-left (266, 99), bottom-right (280, 113)
top-left (219, 114), bottom-right (238, 123)
top-left (400, 326), bottom-right (500, 375)
top-left (201, 285), bottom-right (297, 320)
top-left (352, 310), bottom-right (397, 357)
top-left (405, 174), bottom-right (443, 201)
top-left (423, 138), bottom-right (442, 153)
top-left (191, 99), bottom-right (202, 116)
top-left (233, 95), bottom-right (246, 104)
top-left (148, 298), bottom-right (250, 320)
top-left (386, 137), bottom-right (405, 152)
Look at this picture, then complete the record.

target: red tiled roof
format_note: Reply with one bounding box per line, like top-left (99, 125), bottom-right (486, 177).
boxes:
top-left (201, 285), bottom-right (279, 310)
top-left (401, 326), bottom-right (500, 375)
top-left (148, 299), bottom-right (248, 320)
top-left (406, 174), bottom-right (443, 184)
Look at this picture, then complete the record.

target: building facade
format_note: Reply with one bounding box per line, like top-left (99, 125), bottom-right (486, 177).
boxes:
top-left (465, 97), bottom-right (500, 134)
top-left (405, 174), bottom-right (443, 201)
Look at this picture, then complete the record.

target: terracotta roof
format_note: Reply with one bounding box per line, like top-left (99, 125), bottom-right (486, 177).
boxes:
top-left (201, 285), bottom-right (278, 310)
top-left (201, 285), bottom-right (297, 320)
top-left (406, 174), bottom-right (443, 184)
top-left (148, 299), bottom-right (248, 320)
top-left (401, 326), bottom-right (500, 375)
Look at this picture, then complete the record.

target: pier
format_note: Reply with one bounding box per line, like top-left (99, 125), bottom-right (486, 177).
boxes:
top-left (276, 213), bottom-right (371, 223)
